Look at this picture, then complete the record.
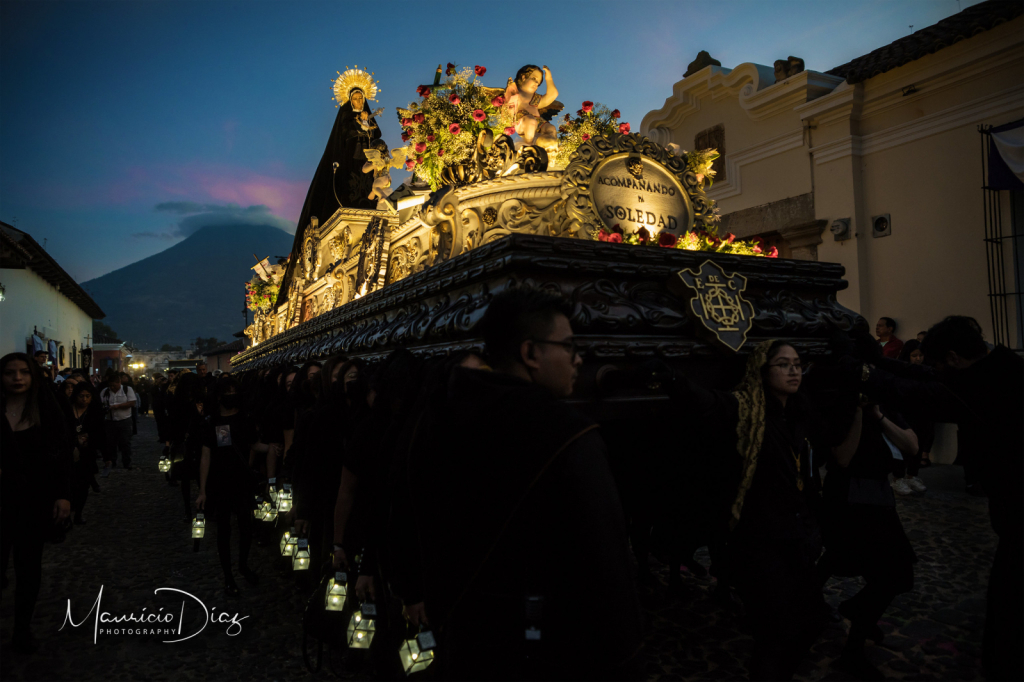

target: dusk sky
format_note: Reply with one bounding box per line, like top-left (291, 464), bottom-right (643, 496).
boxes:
top-left (1, 0), bottom-right (977, 282)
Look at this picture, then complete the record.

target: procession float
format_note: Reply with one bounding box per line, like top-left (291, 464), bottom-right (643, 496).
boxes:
top-left (235, 63), bottom-right (864, 407)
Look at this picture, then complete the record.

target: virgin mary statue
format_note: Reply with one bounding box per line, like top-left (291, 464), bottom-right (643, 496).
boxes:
top-left (292, 68), bottom-right (384, 234)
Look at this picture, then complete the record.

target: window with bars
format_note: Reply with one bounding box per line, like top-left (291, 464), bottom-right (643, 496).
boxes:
top-left (979, 121), bottom-right (1024, 349)
top-left (694, 124), bottom-right (726, 183)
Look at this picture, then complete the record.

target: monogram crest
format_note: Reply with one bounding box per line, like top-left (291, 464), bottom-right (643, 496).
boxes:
top-left (675, 260), bottom-right (755, 352)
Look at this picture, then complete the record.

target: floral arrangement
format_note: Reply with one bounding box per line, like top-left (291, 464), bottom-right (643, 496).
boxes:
top-left (555, 102), bottom-right (630, 168)
top-left (602, 226), bottom-right (777, 257)
top-left (398, 63), bottom-right (506, 190)
top-left (245, 276), bottom-right (280, 312)
top-left (685, 148), bottom-right (720, 185)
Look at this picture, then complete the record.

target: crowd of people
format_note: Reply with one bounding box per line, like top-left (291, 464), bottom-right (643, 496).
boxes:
top-left (1, 289), bottom-right (1021, 681)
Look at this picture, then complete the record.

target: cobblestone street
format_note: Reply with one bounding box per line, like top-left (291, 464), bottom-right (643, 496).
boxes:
top-left (0, 414), bottom-right (997, 681)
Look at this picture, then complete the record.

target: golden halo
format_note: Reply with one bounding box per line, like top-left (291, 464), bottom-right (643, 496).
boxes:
top-left (332, 66), bottom-right (379, 107)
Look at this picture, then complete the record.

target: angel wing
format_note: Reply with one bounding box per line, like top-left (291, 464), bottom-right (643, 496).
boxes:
top-left (388, 146), bottom-right (412, 170)
top-left (363, 148), bottom-right (388, 171)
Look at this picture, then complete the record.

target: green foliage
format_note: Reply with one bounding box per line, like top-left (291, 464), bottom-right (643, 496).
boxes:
top-left (194, 337), bottom-right (224, 353)
top-left (555, 103), bottom-right (621, 168)
top-left (93, 320), bottom-right (121, 341)
top-left (398, 65), bottom-right (506, 190)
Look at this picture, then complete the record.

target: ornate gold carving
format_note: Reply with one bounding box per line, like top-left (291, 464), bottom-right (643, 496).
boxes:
top-left (321, 286), bottom-right (335, 312)
top-left (330, 225), bottom-right (352, 263)
top-left (626, 157), bottom-right (643, 179)
top-left (387, 243), bottom-right (418, 285)
top-left (302, 217), bottom-right (320, 282)
top-left (483, 207), bottom-right (498, 226)
top-left (561, 133), bottom-right (699, 240)
top-left (675, 260), bottom-right (755, 352)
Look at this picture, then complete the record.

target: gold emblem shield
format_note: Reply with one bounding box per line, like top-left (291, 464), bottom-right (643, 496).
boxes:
top-left (675, 259), bottom-right (755, 352)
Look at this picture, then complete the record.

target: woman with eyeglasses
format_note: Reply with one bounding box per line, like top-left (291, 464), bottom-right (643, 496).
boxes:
top-left (644, 340), bottom-right (826, 680)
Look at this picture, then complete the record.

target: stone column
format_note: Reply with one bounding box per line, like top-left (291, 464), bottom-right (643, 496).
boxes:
top-left (779, 219), bottom-right (827, 261)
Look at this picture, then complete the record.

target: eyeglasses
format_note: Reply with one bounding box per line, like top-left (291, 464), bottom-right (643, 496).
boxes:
top-left (531, 338), bottom-right (580, 358)
top-left (767, 362), bottom-right (807, 374)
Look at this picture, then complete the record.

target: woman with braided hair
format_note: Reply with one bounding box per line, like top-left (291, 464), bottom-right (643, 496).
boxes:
top-left (655, 340), bottom-right (827, 680)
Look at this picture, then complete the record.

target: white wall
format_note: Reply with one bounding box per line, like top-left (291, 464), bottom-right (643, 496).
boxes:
top-left (0, 266), bottom-right (93, 368)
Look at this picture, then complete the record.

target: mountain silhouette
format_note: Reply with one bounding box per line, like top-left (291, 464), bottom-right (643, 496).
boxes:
top-left (80, 224), bottom-right (294, 349)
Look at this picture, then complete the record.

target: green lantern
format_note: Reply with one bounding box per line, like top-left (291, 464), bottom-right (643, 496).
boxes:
top-left (292, 538), bottom-right (310, 571)
top-left (399, 628), bottom-right (437, 675)
top-left (279, 526), bottom-right (294, 556)
top-left (324, 571), bottom-right (348, 612)
top-left (253, 496), bottom-right (264, 520)
top-left (347, 603), bottom-right (377, 648)
top-left (268, 477), bottom-right (279, 503)
top-left (158, 457), bottom-right (171, 473)
top-left (278, 483), bottom-right (293, 513)
top-left (191, 513), bottom-right (206, 539)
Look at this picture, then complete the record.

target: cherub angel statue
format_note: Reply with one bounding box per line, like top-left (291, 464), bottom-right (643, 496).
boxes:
top-left (494, 64), bottom-right (562, 152)
top-left (362, 140), bottom-right (411, 210)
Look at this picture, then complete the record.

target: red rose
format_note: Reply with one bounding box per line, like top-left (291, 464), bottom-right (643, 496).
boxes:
top-left (449, 123), bottom-right (461, 135)
top-left (753, 243), bottom-right (762, 254)
top-left (598, 230), bottom-right (610, 242)
top-left (619, 122), bottom-right (631, 134)
top-left (413, 113), bottom-right (425, 124)
top-left (724, 232), bottom-right (736, 244)
top-left (438, 149), bottom-right (445, 157)
top-left (474, 65), bottom-right (486, 77)
top-left (576, 109), bottom-right (584, 117)
top-left (405, 159), bottom-right (415, 170)
top-left (472, 109), bottom-right (486, 122)
top-left (581, 101), bottom-right (594, 112)
top-left (491, 95), bottom-right (505, 107)
top-left (504, 127), bottom-right (515, 136)
top-left (446, 62), bottom-right (456, 75)
top-left (448, 93), bottom-right (460, 105)
top-left (416, 85), bottom-right (431, 98)
top-left (415, 142), bottom-right (426, 153)
top-left (427, 134), bottom-right (435, 142)
top-left (768, 246), bottom-right (779, 258)
top-left (658, 232), bottom-right (678, 247)
top-left (607, 233), bottom-right (623, 244)
top-left (611, 109), bottom-right (621, 118)
top-left (401, 117), bottom-right (412, 126)
top-left (637, 227), bottom-right (651, 244)
top-left (581, 133), bottom-right (591, 141)
top-left (416, 155), bottom-right (423, 165)
top-left (401, 131), bottom-right (410, 141)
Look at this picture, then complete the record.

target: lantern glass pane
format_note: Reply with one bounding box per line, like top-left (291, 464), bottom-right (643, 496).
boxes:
top-left (347, 612), bottom-right (375, 648)
top-left (400, 638), bottom-right (434, 673)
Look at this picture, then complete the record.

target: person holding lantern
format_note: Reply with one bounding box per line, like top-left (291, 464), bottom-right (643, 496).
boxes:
top-left (1, 352), bottom-right (72, 654)
top-left (195, 377), bottom-right (262, 597)
top-left (399, 287), bottom-right (643, 680)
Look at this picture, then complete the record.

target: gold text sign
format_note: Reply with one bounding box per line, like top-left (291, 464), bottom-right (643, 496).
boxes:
top-left (675, 260), bottom-right (755, 352)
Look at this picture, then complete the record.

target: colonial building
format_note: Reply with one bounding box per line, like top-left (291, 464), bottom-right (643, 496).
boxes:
top-left (641, 0), bottom-right (1024, 348)
top-left (0, 221), bottom-right (105, 369)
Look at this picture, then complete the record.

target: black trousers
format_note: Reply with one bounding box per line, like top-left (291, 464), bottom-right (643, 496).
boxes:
top-left (0, 507), bottom-right (46, 638)
top-left (71, 472), bottom-right (90, 516)
top-left (733, 540), bottom-right (825, 681)
top-left (214, 497), bottom-right (253, 582)
top-left (103, 419), bottom-right (133, 467)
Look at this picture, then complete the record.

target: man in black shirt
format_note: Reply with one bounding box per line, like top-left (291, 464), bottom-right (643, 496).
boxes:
top-left (409, 287), bottom-right (643, 680)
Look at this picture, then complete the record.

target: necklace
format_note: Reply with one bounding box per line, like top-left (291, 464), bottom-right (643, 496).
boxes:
top-left (790, 447), bottom-right (803, 491)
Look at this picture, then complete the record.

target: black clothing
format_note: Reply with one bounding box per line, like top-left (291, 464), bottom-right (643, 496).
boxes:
top-left (0, 392), bottom-right (71, 640)
top-left (411, 368), bottom-right (643, 680)
top-left (667, 378), bottom-right (825, 680)
top-left (292, 400), bottom-right (348, 564)
top-left (864, 347), bottom-right (1023, 680)
top-left (201, 412), bottom-right (258, 509)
